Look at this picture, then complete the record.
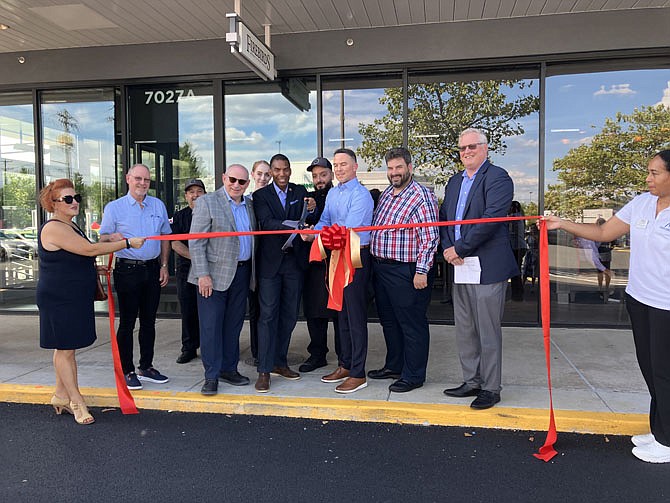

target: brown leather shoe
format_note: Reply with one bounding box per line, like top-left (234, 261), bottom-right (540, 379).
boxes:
top-left (321, 366), bottom-right (350, 383)
top-left (335, 377), bottom-right (368, 394)
top-left (270, 366), bottom-right (301, 380)
top-left (255, 372), bottom-right (270, 393)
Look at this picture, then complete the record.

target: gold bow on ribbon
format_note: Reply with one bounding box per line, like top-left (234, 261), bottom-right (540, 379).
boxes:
top-left (309, 224), bottom-right (362, 311)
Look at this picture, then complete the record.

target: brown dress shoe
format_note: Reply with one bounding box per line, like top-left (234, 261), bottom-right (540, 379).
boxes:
top-left (335, 377), bottom-right (368, 394)
top-left (270, 366), bottom-right (301, 380)
top-left (321, 366), bottom-right (350, 383)
top-left (255, 372), bottom-right (270, 393)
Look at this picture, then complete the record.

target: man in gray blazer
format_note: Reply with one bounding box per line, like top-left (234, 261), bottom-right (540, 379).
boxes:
top-left (188, 164), bottom-right (256, 395)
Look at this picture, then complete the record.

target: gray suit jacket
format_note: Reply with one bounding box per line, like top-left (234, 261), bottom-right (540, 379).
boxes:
top-left (187, 187), bottom-right (256, 292)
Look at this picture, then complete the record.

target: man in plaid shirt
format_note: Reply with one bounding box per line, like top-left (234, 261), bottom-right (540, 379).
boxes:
top-left (369, 147), bottom-right (439, 393)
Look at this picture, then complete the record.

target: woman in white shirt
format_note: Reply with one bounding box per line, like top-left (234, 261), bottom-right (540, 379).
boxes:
top-left (544, 149), bottom-right (670, 464)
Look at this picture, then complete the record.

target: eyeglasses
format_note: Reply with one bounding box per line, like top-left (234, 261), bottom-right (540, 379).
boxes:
top-left (52, 194), bottom-right (82, 204)
top-left (458, 143), bottom-right (485, 152)
top-left (132, 176), bottom-right (152, 184)
top-left (227, 176), bottom-right (249, 186)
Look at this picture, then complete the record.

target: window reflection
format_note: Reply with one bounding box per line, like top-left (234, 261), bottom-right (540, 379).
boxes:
top-left (42, 89), bottom-right (116, 239)
top-left (0, 92), bottom-right (37, 307)
top-left (225, 85), bottom-right (317, 190)
top-left (545, 69), bottom-right (670, 325)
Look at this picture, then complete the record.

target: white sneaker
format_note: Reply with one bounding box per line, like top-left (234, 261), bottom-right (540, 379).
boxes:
top-left (632, 440), bottom-right (670, 463)
top-left (631, 432), bottom-right (655, 447)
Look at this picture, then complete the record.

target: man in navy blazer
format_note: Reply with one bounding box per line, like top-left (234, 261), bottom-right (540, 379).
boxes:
top-left (439, 128), bottom-right (518, 410)
top-left (252, 153), bottom-right (312, 393)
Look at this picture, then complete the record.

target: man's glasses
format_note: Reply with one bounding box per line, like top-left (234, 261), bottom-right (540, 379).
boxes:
top-left (458, 143), bottom-right (485, 152)
top-left (227, 176), bottom-right (249, 186)
top-left (132, 176), bottom-right (151, 184)
top-left (53, 194), bottom-right (82, 204)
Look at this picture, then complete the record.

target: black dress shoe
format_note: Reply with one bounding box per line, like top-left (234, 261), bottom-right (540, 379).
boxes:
top-left (201, 378), bottom-right (218, 395)
top-left (299, 358), bottom-right (328, 373)
top-left (367, 368), bottom-right (401, 380)
top-left (443, 383), bottom-right (481, 398)
top-left (389, 379), bottom-right (423, 393)
top-left (470, 390), bottom-right (501, 410)
top-left (176, 351), bottom-right (197, 364)
top-left (219, 371), bottom-right (250, 386)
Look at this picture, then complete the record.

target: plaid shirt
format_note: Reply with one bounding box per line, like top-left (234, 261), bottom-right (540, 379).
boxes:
top-left (371, 180), bottom-right (439, 274)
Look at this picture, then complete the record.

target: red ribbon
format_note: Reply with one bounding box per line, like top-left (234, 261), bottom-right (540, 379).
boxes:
top-left (104, 253), bottom-right (138, 415)
top-left (533, 219), bottom-right (557, 461)
top-left (142, 215), bottom-right (558, 460)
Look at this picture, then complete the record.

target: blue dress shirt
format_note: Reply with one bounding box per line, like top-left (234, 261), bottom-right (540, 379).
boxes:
top-left (454, 164), bottom-right (483, 241)
top-left (316, 177), bottom-right (373, 245)
top-left (224, 191), bottom-right (252, 261)
top-left (100, 193), bottom-right (171, 260)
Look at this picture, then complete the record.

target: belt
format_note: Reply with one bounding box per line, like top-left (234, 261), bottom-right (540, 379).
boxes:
top-left (373, 257), bottom-right (408, 265)
top-left (237, 260), bottom-right (251, 267)
top-left (117, 257), bottom-right (159, 266)
top-left (360, 245), bottom-right (370, 249)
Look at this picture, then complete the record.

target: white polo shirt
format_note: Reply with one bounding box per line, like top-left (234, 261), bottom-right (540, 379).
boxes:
top-left (616, 192), bottom-right (670, 310)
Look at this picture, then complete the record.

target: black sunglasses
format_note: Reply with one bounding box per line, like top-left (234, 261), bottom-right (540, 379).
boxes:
top-left (227, 176), bottom-right (249, 186)
top-left (53, 194), bottom-right (82, 204)
top-left (458, 143), bottom-right (485, 152)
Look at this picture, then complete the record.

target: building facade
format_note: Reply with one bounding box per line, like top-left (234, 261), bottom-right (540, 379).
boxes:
top-left (1, 2), bottom-right (669, 326)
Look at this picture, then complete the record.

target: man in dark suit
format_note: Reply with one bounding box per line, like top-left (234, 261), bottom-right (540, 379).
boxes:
top-left (188, 164), bottom-right (256, 396)
top-left (253, 153), bottom-right (312, 392)
top-left (439, 128), bottom-right (518, 410)
top-left (299, 157), bottom-right (340, 373)
top-left (172, 178), bottom-right (206, 364)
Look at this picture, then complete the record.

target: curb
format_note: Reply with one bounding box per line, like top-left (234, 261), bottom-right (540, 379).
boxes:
top-left (0, 383), bottom-right (647, 436)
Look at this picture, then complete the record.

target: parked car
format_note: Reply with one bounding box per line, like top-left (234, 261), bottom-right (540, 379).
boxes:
top-left (0, 229), bottom-right (37, 261)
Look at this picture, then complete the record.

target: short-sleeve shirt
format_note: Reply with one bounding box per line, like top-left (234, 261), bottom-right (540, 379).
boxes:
top-left (615, 192), bottom-right (670, 310)
top-left (100, 193), bottom-right (171, 260)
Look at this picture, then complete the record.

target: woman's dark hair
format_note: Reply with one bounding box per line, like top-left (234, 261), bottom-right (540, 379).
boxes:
top-left (39, 179), bottom-right (74, 213)
top-left (654, 149), bottom-right (670, 171)
top-left (509, 200), bottom-right (523, 214)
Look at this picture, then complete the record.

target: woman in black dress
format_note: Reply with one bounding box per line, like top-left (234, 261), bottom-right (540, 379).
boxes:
top-left (37, 179), bottom-right (145, 425)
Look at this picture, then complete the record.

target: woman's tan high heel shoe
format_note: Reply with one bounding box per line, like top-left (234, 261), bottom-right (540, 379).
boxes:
top-left (51, 395), bottom-right (73, 415)
top-left (70, 401), bottom-right (95, 425)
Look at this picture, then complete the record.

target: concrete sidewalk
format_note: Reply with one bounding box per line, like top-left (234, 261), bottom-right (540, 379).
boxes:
top-left (0, 314), bottom-right (649, 435)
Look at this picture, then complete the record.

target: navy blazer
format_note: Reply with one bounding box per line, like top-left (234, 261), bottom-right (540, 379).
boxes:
top-left (439, 160), bottom-right (519, 284)
top-left (253, 182), bottom-right (310, 278)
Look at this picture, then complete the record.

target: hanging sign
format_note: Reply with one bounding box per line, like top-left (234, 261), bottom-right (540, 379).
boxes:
top-left (226, 13), bottom-right (277, 81)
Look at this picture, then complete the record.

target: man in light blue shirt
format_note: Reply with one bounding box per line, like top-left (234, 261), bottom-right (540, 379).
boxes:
top-left (100, 164), bottom-right (172, 390)
top-left (310, 148), bottom-right (374, 394)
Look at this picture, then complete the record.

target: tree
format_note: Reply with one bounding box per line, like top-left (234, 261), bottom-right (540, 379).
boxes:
top-left (177, 141), bottom-right (204, 180)
top-left (357, 80), bottom-right (539, 184)
top-left (0, 169), bottom-right (35, 228)
top-left (545, 105), bottom-right (670, 218)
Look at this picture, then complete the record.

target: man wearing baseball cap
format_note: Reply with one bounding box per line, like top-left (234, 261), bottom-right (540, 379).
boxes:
top-left (172, 178), bottom-right (206, 364)
top-left (299, 157), bottom-right (341, 373)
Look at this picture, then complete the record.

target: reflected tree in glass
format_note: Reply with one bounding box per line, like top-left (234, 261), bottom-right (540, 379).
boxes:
top-left (358, 80), bottom-right (539, 184)
top-left (546, 104), bottom-right (670, 218)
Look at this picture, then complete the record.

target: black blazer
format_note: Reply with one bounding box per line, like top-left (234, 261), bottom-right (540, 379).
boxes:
top-left (253, 182), bottom-right (310, 278)
top-left (439, 160), bottom-right (519, 284)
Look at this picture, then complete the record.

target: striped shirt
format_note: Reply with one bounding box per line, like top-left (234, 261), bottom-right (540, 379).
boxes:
top-left (370, 180), bottom-right (439, 274)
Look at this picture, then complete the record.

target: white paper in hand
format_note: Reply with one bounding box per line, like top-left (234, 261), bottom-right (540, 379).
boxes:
top-left (453, 256), bottom-right (481, 284)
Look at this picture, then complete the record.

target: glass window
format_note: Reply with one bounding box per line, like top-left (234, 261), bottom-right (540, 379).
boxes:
top-left (225, 82), bottom-right (317, 190)
top-left (41, 89), bottom-right (117, 237)
top-left (0, 92), bottom-right (37, 308)
top-left (405, 70), bottom-right (541, 324)
top-left (545, 68), bottom-right (670, 325)
top-left (128, 84), bottom-right (214, 215)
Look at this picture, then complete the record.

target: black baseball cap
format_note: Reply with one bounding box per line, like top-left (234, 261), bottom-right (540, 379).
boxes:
top-left (184, 179), bottom-right (206, 192)
top-left (307, 157), bottom-right (332, 172)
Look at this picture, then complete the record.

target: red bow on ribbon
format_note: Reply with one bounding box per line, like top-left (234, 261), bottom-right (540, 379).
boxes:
top-left (320, 223), bottom-right (347, 250)
top-left (309, 225), bottom-right (362, 311)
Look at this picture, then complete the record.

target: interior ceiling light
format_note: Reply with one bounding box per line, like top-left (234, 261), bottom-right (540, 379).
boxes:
top-left (0, 24), bottom-right (10, 30)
